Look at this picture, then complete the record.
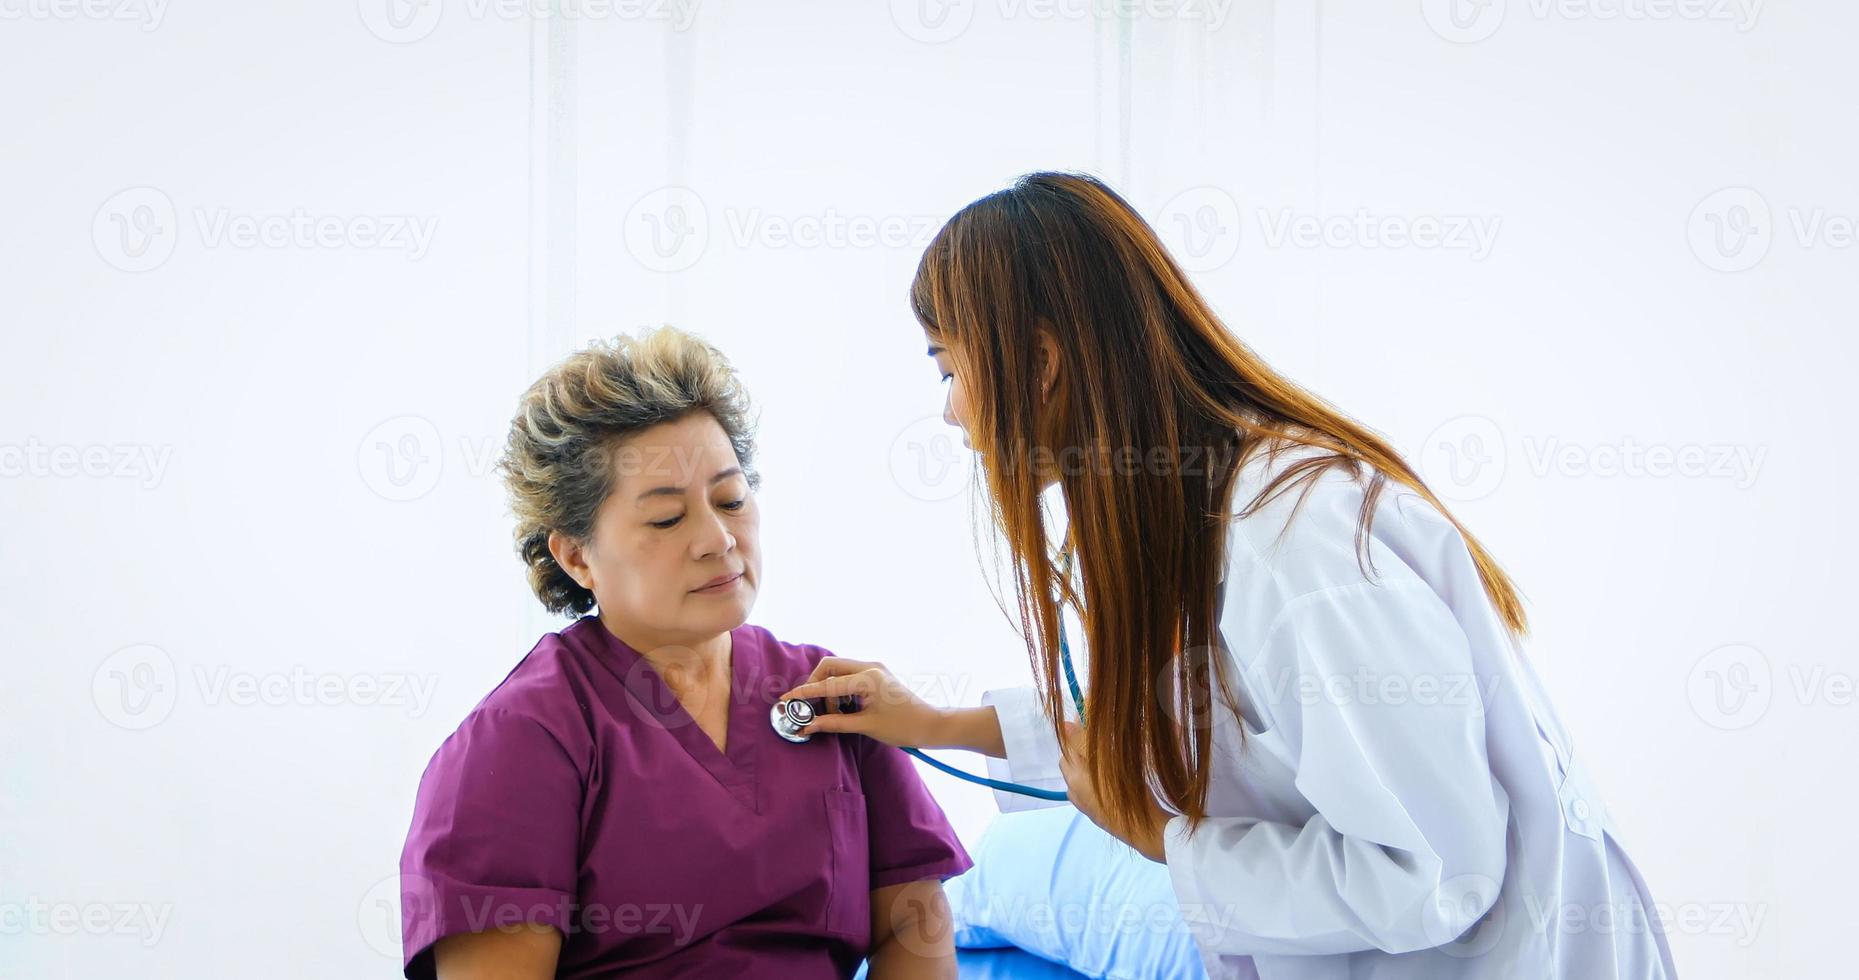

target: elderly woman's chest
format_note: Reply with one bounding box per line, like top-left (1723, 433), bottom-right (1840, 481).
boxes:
top-left (566, 704), bottom-right (873, 942)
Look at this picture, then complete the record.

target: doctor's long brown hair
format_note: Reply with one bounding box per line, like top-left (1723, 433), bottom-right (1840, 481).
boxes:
top-left (910, 172), bottom-right (1528, 840)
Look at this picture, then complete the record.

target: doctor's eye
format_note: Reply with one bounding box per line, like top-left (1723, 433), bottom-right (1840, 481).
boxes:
top-left (649, 515), bottom-right (681, 529)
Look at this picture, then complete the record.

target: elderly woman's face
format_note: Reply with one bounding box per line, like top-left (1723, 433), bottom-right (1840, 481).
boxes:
top-left (578, 412), bottom-right (761, 646)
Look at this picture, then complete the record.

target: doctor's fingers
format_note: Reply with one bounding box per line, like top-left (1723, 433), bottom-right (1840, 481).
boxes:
top-left (802, 656), bottom-right (879, 684)
top-left (791, 704), bottom-right (873, 736)
top-left (781, 669), bottom-right (886, 707)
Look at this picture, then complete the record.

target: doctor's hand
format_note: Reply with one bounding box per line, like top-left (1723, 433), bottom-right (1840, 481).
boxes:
top-left (1057, 722), bottom-right (1171, 864)
top-left (778, 657), bottom-right (950, 750)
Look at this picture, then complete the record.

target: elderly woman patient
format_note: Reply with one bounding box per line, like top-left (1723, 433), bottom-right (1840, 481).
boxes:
top-left (398, 327), bottom-right (971, 979)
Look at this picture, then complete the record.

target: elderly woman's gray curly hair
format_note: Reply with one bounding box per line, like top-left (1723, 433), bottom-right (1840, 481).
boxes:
top-left (497, 326), bottom-right (761, 616)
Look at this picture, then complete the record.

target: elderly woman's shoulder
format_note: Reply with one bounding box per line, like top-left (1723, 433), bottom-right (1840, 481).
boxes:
top-left (437, 620), bottom-right (606, 759)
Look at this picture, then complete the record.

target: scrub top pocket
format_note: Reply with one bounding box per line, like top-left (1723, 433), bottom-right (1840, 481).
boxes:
top-left (822, 787), bottom-right (872, 941)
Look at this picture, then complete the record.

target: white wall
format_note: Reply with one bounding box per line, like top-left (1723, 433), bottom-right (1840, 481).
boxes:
top-left (2, 1), bottom-right (1850, 977)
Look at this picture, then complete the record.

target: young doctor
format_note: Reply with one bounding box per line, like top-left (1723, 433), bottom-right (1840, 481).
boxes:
top-left (780, 173), bottom-right (1678, 979)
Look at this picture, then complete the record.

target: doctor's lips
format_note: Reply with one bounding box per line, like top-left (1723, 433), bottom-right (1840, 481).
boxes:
top-left (691, 571), bottom-right (744, 594)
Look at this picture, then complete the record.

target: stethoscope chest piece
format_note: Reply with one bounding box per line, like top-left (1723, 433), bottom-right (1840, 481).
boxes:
top-left (770, 699), bottom-right (816, 743)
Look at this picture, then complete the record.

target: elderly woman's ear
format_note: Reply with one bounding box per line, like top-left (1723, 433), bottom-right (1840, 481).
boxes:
top-left (546, 532), bottom-right (593, 592)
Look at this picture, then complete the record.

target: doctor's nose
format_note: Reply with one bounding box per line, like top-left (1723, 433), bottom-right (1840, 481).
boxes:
top-left (942, 393), bottom-right (973, 449)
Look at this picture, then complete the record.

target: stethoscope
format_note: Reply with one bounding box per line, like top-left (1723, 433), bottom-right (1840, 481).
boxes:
top-left (771, 548), bottom-right (1084, 803)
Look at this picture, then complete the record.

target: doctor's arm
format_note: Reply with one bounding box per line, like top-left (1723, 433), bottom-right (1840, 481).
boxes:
top-left (781, 659), bottom-right (1071, 812)
top-left (778, 657), bottom-right (1006, 758)
top-left (1163, 580), bottom-right (1511, 958)
top-left (780, 658), bottom-right (1085, 814)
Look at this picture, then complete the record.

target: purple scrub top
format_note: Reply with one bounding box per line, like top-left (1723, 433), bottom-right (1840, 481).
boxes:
top-left (398, 616), bottom-right (971, 979)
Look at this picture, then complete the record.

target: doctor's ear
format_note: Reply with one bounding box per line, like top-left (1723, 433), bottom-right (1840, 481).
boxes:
top-left (547, 530), bottom-right (595, 591)
top-left (1035, 325), bottom-right (1061, 402)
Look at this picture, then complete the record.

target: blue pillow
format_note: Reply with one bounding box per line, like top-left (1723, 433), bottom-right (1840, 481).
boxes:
top-left (945, 807), bottom-right (1207, 979)
top-left (854, 948), bottom-right (1087, 979)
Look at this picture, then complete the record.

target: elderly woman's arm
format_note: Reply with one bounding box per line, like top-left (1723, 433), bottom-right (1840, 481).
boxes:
top-left (865, 879), bottom-right (957, 979)
top-left (433, 923), bottom-right (562, 979)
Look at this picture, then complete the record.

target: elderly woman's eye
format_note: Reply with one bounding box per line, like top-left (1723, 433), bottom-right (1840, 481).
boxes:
top-left (650, 516), bottom-right (681, 529)
top-left (721, 499), bottom-right (746, 511)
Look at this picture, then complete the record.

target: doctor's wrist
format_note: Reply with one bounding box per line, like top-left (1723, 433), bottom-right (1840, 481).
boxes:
top-left (928, 706), bottom-right (1007, 759)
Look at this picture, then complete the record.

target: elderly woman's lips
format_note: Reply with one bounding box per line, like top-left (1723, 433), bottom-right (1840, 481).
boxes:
top-left (692, 573), bottom-right (742, 594)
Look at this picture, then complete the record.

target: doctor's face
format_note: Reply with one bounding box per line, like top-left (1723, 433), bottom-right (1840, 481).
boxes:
top-left (575, 412), bottom-right (761, 647)
top-left (927, 339), bottom-right (974, 451)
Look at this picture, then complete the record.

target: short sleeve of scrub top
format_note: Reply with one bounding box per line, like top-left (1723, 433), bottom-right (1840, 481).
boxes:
top-left (398, 616), bottom-right (972, 979)
top-left (398, 706), bottom-right (584, 974)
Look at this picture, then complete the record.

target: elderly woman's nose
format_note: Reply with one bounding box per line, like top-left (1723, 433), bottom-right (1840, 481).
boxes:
top-left (690, 505), bottom-right (737, 557)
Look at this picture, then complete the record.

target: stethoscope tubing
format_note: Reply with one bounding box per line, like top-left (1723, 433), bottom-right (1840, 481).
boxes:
top-left (901, 548), bottom-right (1084, 802)
top-left (775, 548), bottom-right (1084, 803)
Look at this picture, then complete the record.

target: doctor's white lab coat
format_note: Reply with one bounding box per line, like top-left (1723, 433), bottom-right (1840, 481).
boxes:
top-left (981, 441), bottom-right (1678, 980)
